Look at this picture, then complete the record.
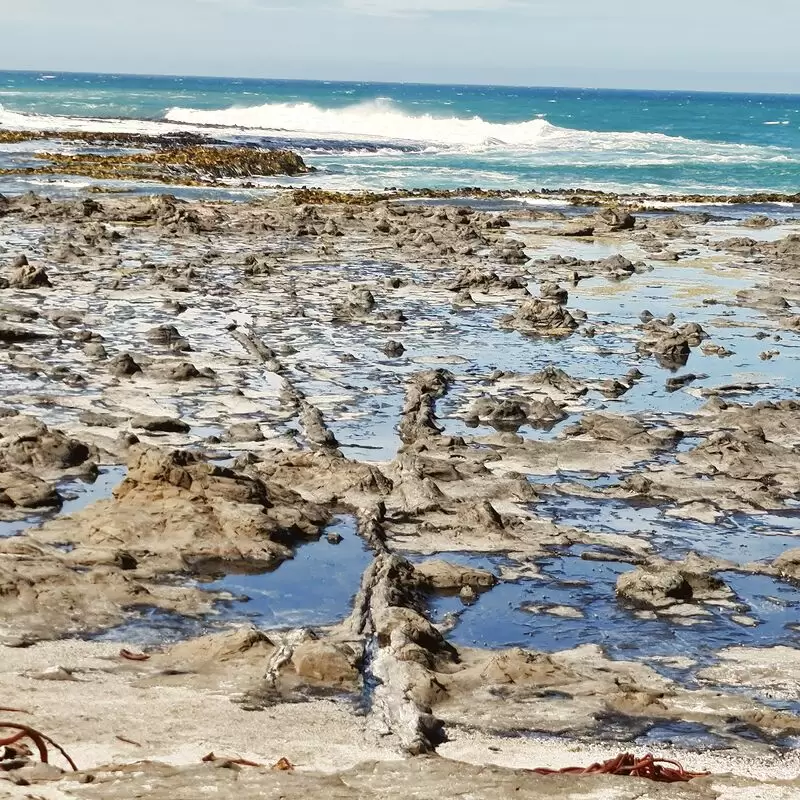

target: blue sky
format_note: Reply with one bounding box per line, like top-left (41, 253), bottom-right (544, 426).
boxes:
top-left (2, 0), bottom-right (799, 92)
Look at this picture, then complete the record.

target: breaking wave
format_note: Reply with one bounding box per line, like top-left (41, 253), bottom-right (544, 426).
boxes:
top-left (0, 98), bottom-right (791, 166)
top-left (163, 98), bottom-right (778, 159)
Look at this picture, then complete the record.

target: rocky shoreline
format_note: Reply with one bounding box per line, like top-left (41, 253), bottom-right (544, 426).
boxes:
top-left (1, 188), bottom-right (800, 797)
top-left (4, 128), bottom-right (800, 205)
top-left (287, 186), bottom-right (800, 208)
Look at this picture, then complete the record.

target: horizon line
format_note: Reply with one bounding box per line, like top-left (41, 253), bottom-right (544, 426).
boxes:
top-left (2, 67), bottom-right (800, 99)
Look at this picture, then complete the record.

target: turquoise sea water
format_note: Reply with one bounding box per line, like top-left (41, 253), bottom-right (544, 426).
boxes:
top-left (1, 70), bottom-right (800, 194)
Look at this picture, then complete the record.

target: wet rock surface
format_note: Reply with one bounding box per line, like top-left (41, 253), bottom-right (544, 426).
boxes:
top-left (1, 190), bottom-right (800, 796)
top-left (616, 556), bottom-right (735, 612)
top-left (30, 446), bottom-right (329, 583)
top-left (0, 142), bottom-right (312, 185)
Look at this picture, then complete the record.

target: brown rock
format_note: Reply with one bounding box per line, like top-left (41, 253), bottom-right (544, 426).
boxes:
top-left (499, 299), bottom-right (578, 336)
top-left (8, 263), bottom-right (52, 289)
top-left (616, 556), bottom-right (733, 611)
top-left (32, 447), bottom-right (328, 575)
top-left (291, 640), bottom-right (359, 686)
top-left (413, 560), bottom-right (497, 593)
top-left (0, 469), bottom-right (61, 510)
top-left (109, 353), bottom-right (142, 377)
top-left (130, 415), bottom-right (191, 434)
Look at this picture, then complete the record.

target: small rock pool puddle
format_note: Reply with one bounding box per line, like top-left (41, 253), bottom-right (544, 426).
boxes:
top-left (415, 548), bottom-right (800, 715)
top-left (201, 516), bottom-right (372, 628)
top-left (89, 516), bottom-right (372, 646)
top-left (0, 465), bottom-right (127, 539)
top-left (3, 473), bottom-right (371, 643)
top-left (534, 491), bottom-right (800, 563)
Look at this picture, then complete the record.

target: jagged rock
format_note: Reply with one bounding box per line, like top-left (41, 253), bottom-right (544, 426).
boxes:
top-left (617, 556), bottom-right (733, 611)
top-left (48, 310), bottom-right (83, 328)
top-left (53, 242), bottom-right (87, 263)
top-left (666, 373), bottom-right (703, 392)
top-left (485, 214), bottom-right (510, 229)
top-left (467, 398), bottom-right (527, 430)
top-left (146, 324), bottom-right (191, 351)
top-left (447, 267), bottom-right (525, 293)
top-left (300, 402), bottom-right (339, 450)
top-left (564, 412), bottom-right (680, 449)
top-left (8, 263), bottom-right (52, 289)
top-left (383, 340), bottom-right (405, 357)
top-left (736, 290), bottom-right (790, 310)
top-left (0, 324), bottom-right (50, 343)
top-left (413, 560), bottom-right (497, 593)
top-left (108, 353), bottom-right (142, 377)
top-left (130, 415), bottom-right (191, 434)
top-left (347, 553), bottom-right (453, 753)
top-left (79, 411), bottom-right (123, 428)
top-left (257, 450), bottom-right (392, 506)
top-left (527, 365), bottom-right (587, 397)
top-left (243, 254), bottom-right (274, 276)
top-left (32, 447), bottom-right (328, 575)
top-left (499, 299), bottom-right (579, 336)
top-left (83, 342), bottom-right (108, 359)
top-left (539, 281), bottom-right (568, 304)
top-left (227, 422), bottom-right (265, 442)
top-left (718, 236), bottom-right (758, 254)
top-left (0, 469), bottom-right (61, 510)
top-left (0, 416), bottom-right (94, 476)
top-left (702, 343), bottom-right (734, 357)
top-left (333, 286), bottom-right (376, 320)
top-left (775, 233), bottom-right (800, 256)
top-left (637, 321), bottom-right (707, 369)
top-left (555, 222), bottom-right (596, 237)
top-left (322, 219), bottom-right (343, 237)
top-left (493, 240), bottom-right (529, 265)
top-left (592, 378), bottom-right (630, 398)
top-left (0, 538), bottom-right (209, 640)
top-left (597, 254), bottom-right (636, 275)
top-left (595, 207), bottom-right (635, 232)
top-left (466, 397), bottom-right (566, 431)
top-left (677, 426), bottom-right (800, 491)
top-left (291, 640), bottom-right (359, 686)
top-left (398, 370), bottom-right (454, 444)
top-left (166, 362), bottom-right (201, 381)
top-left (775, 549), bottom-right (800, 580)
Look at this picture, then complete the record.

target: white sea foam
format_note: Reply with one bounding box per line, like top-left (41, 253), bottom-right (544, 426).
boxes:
top-left (163, 97), bottom-right (774, 158)
top-left (1, 99), bottom-right (790, 168)
top-left (166, 99), bottom-right (560, 147)
top-left (2, 99), bottom-right (799, 198)
top-left (0, 104), bottom-right (187, 136)
top-left (519, 197), bottom-right (575, 208)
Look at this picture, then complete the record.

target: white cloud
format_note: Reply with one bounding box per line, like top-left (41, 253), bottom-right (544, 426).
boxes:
top-left (342, 0), bottom-right (518, 15)
top-left (192, 0), bottom-right (520, 12)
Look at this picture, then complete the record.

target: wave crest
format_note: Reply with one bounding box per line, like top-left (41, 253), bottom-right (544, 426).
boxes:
top-left (161, 98), bottom-right (684, 152)
top-left (165, 98), bottom-right (558, 147)
top-left (1, 98), bottom-right (789, 168)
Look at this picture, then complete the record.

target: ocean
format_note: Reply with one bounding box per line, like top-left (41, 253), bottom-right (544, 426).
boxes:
top-left (1, 70), bottom-right (800, 195)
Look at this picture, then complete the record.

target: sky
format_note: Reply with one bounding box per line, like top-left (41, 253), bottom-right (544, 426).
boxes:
top-left (1, 0), bottom-right (799, 93)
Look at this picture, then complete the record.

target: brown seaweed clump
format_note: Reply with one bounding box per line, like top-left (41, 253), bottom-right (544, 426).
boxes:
top-left (288, 185), bottom-right (800, 206)
top-left (0, 129), bottom-right (214, 146)
top-left (0, 144), bottom-right (313, 185)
